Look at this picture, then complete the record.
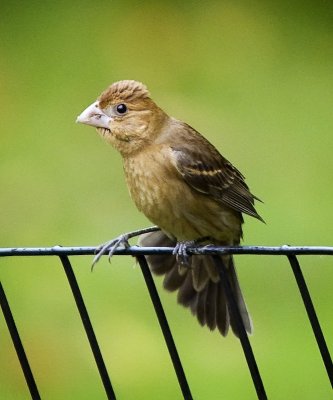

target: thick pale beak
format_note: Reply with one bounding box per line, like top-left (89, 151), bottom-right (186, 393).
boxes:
top-left (76, 101), bottom-right (112, 129)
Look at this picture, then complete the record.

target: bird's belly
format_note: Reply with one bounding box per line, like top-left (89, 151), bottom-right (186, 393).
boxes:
top-left (124, 156), bottom-right (241, 243)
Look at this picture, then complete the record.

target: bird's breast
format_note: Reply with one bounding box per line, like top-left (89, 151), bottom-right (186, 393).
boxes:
top-left (123, 149), bottom-right (176, 220)
top-left (123, 149), bottom-right (242, 243)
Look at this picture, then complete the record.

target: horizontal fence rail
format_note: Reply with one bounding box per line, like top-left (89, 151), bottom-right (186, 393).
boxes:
top-left (1, 244), bottom-right (333, 400)
top-left (1, 245), bottom-right (333, 257)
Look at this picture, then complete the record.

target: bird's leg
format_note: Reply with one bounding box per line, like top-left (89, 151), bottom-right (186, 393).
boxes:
top-left (173, 236), bottom-right (213, 267)
top-left (173, 240), bottom-right (197, 266)
top-left (92, 226), bottom-right (160, 269)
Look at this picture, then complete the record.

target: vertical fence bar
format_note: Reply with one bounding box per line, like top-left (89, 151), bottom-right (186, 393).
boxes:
top-left (287, 255), bottom-right (333, 387)
top-left (136, 255), bottom-right (193, 400)
top-left (212, 256), bottom-right (267, 400)
top-left (59, 256), bottom-right (116, 400)
top-left (0, 282), bottom-right (41, 400)
top-left (1, 246), bottom-right (333, 399)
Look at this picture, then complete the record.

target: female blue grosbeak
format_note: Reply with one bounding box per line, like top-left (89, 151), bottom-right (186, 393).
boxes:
top-left (77, 80), bottom-right (263, 336)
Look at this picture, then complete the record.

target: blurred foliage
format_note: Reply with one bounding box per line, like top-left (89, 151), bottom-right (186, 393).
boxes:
top-left (0, 0), bottom-right (333, 399)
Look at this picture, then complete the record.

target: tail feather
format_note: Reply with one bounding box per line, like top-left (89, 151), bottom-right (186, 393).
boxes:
top-left (139, 230), bottom-right (175, 276)
top-left (164, 265), bottom-right (187, 291)
top-left (138, 231), bottom-right (252, 337)
top-left (227, 257), bottom-right (253, 335)
top-left (192, 256), bottom-right (210, 291)
top-left (177, 272), bottom-right (196, 306)
top-left (217, 283), bottom-right (229, 336)
top-left (205, 280), bottom-right (218, 330)
top-left (195, 284), bottom-right (208, 327)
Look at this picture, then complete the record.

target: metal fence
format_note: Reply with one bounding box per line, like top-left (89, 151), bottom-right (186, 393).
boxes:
top-left (1, 244), bottom-right (333, 400)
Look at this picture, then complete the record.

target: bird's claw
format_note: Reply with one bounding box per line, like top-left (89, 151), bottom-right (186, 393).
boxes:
top-left (92, 234), bottom-right (130, 270)
top-left (173, 240), bottom-right (196, 266)
top-left (91, 226), bottom-right (160, 270)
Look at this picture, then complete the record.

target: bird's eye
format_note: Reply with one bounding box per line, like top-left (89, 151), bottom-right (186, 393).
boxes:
top-left (116, 103), bottom-right (128, 115)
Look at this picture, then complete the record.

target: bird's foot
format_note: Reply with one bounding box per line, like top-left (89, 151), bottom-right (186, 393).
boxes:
top-left (173, 240), bottom-right (196, 266)
top-left (92, 235), bottom-right (130, 269)
top-left (91, 226), bottom-right (160, 269)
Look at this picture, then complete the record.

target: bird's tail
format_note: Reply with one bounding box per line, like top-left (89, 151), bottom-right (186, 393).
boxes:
top-left (138, 230), bottom-right (252, 336)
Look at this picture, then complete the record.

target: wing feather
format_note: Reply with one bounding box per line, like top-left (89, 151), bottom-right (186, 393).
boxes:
top-left (170, 127), bottom-right (263, 221)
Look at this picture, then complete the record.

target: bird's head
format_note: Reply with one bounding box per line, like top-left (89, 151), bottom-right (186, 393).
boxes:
top-left (76, 80), bottom-right (167, 156)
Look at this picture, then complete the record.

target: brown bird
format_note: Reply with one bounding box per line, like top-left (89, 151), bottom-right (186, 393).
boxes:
top-left (76, 80), bottom-right (264, 337)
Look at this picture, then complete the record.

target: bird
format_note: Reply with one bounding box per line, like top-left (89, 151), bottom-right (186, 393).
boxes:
top-left (76, 80), bottom-right (264, 337)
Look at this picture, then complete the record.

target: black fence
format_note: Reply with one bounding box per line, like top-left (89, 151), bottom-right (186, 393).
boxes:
top-left (1, 244), bottom-right (333, 400)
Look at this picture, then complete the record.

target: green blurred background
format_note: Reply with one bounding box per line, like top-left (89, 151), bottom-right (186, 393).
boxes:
top-left (1, 0), bottom-right (332, 398)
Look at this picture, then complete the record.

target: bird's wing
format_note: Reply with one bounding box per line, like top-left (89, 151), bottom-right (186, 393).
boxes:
top-left (170, 139), bottom-right (263, 221)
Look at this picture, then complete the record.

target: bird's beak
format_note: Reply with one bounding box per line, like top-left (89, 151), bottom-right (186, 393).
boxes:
top-left (76, 101), bottom-right (112, 130)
